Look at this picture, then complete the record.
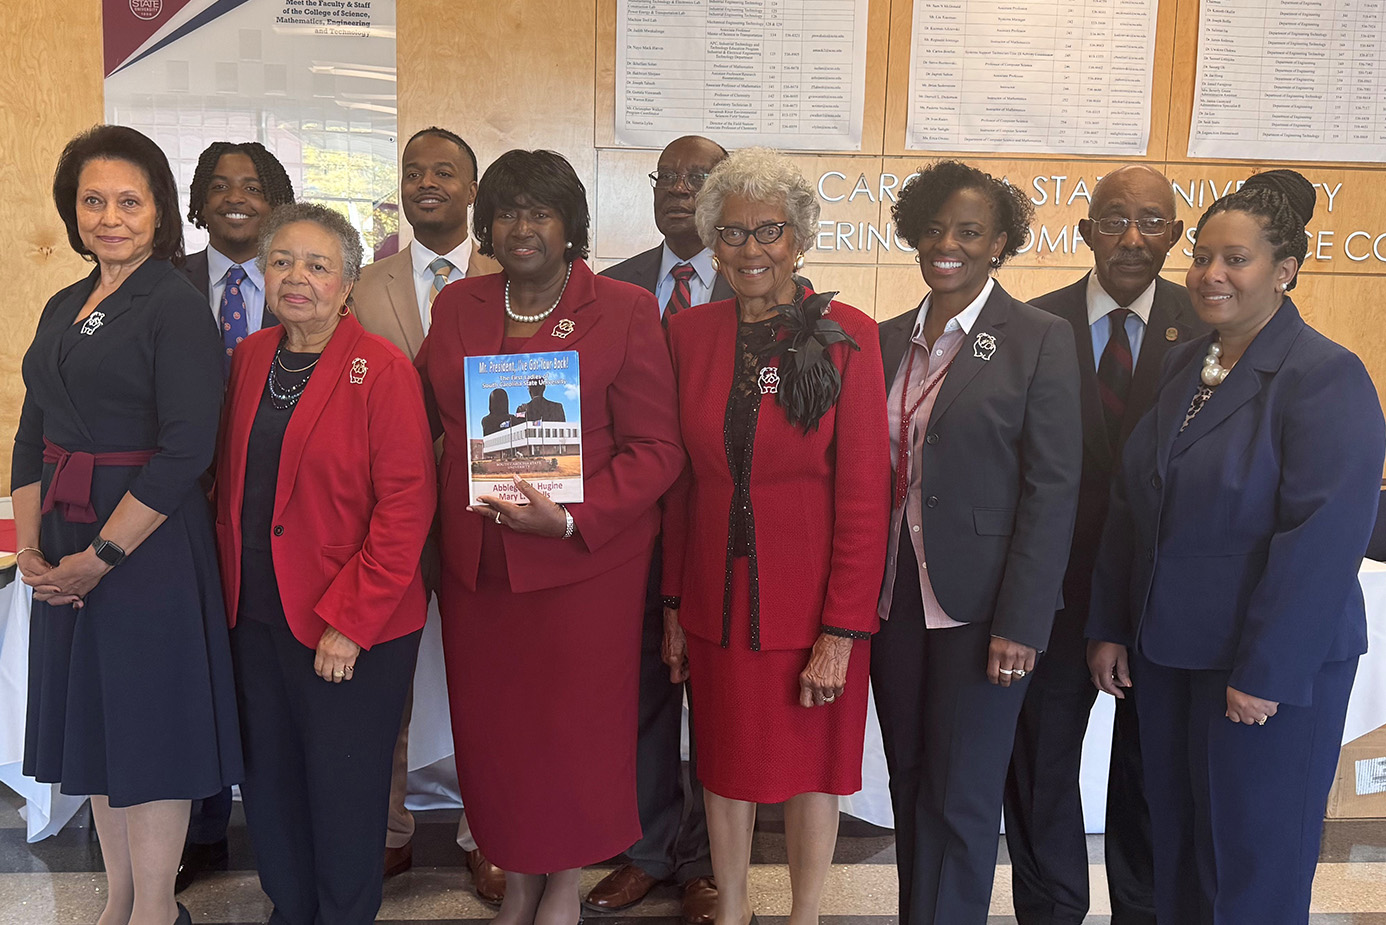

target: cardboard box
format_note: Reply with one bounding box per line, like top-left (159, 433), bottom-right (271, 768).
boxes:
top-left (1326, 725), bottom-right (1386, 819)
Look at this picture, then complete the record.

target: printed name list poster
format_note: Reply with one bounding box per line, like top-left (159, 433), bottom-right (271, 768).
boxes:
top-left (906, 0), bottom-right (1158, 156)
top-left (1188, 0), bottom-right (1386, 162)
top-left (616, 0), bottom-right (870, 151)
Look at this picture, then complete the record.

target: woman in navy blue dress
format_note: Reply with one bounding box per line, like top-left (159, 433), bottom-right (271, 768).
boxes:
top-left (1087, 171), bottom-right (1385, 923)
top-left (11, 126), bottom-right (241, 925)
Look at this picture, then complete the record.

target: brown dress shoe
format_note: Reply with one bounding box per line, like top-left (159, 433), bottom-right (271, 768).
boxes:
top-left (584, 863), bottom-right (661, 911)
top-left (680, 876), bottom-right (718, 925)
top-left (466, 848), bottom-right (506, 904)
top-left (383, 841), bottom-right (413, 878)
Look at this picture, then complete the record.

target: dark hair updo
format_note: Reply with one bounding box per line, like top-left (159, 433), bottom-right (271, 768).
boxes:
top-left (1194, 168), bottom-right (1314, 290)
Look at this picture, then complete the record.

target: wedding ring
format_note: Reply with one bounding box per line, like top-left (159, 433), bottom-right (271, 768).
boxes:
top-left (495, 511), bottom-right (503, 524)
top-left (999, 668), bottom-right (1014, 675)
top-left (1013, 669), bottom-right (1027, 679)
top-left (824, 694), bottom-right (836, 703)
top-left (333, 669), bottom-right (345, 678)
top-left (344, 666), bottom-right (353, 674)
top-left (1257, 716), bottom-right (1267, 726)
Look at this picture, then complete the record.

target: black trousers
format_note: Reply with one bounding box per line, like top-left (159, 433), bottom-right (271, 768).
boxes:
top-left (1003, 606), bottom-right (1155, 925)
top-left (627, 540), bottom-right (712, 883)
top-left (232, 619), bottom-right (420, 925)
top-left (187, 787), bottom-right (232, 844)
top-left (871, 531), bottom-right (1031, 925)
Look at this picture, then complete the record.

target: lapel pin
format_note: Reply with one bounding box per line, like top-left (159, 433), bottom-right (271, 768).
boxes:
top-left (349, 357), bottom-right (368, 384)
top-left (973, 331), bottom-right (997, 361)
top-left (1165, 326), bottom-right (1179, 342)
top-left (553, 318), bottom-right (576, 339)
top-left (758, 367), bottom-right (780, 394)
top-left (80, 311), bottom-right (105, 336)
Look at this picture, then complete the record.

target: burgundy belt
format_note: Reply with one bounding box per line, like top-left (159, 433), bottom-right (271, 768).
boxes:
top-left (41, 437), bottom-right (156, 524)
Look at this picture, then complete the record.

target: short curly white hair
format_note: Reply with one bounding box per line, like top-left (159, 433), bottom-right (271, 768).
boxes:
top-left (694, 147), bottom-right (820, 252)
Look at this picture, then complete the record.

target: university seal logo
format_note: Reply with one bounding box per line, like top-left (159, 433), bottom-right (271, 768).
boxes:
top-left (130, 0), bottom-right (163, 20)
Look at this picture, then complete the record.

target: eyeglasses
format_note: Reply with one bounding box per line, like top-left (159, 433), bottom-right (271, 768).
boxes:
top-left (1094, 216), bottom-right (1174, 236)
top-left (714, 222), bottom-right (788, 247)
top-left (649, 170), bottom-right (711, 191)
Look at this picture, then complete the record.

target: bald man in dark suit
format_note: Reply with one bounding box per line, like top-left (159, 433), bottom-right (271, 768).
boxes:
top-left (1003, 165), bottom-right (1207, 925)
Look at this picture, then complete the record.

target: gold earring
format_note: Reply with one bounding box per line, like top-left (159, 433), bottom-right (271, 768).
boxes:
top-left (338, 303), bottom-right (350, 317)
top-left (913, 253), bottom-right (921, 264)
top-left (711, 255), bottom-right (720, 272)
top-left (794, 253), bottom-right (805, 271)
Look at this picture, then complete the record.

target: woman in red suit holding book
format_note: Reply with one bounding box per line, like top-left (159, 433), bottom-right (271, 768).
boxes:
top-left (416, 150), bottom-right (684, 925)
top-left (661, 147), bottom-right (891, 925)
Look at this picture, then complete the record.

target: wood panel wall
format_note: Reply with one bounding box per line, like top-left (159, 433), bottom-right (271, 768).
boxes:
top-left (2, 0), bottom-right (1384, 490)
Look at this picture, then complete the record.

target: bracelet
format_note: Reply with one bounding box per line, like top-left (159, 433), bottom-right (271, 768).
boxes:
top-left (661, 595), bottom-right (681, 609)
top-left (15, 546), bottom-right (42, 562)
top-left (560, 504), bottom-right (575, 540)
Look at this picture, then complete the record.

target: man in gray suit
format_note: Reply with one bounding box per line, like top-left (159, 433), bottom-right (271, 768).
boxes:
top-left (584, 134), bottom-right (730, 925)
top-left (1004, 164), bottom-right (1206, 925)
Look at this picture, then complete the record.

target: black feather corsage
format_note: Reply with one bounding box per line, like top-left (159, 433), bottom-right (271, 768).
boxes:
top-left (761, 288), bottom-right (860, 432)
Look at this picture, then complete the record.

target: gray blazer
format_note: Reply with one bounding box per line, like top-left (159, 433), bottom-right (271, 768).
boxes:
top-left (878, 281), bottom-right (1083, 650)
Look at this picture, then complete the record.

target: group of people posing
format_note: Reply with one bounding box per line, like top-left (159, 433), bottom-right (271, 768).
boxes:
top-left (12, 121), bottom-right (1383, 925)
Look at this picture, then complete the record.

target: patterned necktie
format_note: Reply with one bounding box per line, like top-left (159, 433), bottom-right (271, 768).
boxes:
top-left (219, 265), bottom-right (249, 378)
top-left (427, 256), bottom-right (454, 321)
top-left (665, 263), bottom-right (696, 326)
top-left (1096, 307), bottom-right (1134, 454)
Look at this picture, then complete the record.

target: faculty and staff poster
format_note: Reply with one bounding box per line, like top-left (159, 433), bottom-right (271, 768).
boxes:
top-left (103, 0), bottom-right (399, 259)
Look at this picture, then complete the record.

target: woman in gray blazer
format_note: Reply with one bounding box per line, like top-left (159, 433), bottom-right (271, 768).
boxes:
top-left (872, 160), bottom-right (1083, 925)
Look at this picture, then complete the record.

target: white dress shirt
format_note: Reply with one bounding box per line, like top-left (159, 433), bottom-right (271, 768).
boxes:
top-left (208, 246), bottom-right (267, 332)
top-left (1087, 274), bottom-right (1154, 370)
top-left (410, 237), bottom-right (474, 335)
top-left (654, 244), bottom-right (718, 316)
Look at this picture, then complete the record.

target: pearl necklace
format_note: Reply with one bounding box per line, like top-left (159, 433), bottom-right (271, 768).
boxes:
top-left (505, 263), bottom-right (573, 324)
top-left (1201, 338), bottom-right (1229, 386)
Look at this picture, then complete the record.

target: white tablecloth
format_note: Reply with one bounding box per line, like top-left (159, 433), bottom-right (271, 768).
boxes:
top-left (6, 563), bottom-right (1386, 840)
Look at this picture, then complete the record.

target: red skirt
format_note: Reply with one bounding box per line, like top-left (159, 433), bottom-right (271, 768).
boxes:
top-left (686, 559), bottom-right (870, 803)
top-left (440, 521), bottom-right (646, 873)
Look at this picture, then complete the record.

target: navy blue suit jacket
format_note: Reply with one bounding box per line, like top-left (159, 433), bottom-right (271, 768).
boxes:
top-left (1088, 299), bottom-right (1385, 706)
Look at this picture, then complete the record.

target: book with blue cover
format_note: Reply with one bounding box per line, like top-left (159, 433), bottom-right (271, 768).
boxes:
top-left (464, 350), bottom-right (583, 504)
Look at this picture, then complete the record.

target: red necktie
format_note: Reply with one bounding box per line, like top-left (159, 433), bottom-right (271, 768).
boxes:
top-left (665, 263), bottom-right (696, 326)
top-left (1097, 308), bottom-right (1133, 454)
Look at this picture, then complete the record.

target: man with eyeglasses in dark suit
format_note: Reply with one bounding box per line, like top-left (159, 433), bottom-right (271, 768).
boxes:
top-left (585, 135), bottom-right (729, 925)
top-left (1003, 164), bottom-right (1206, 925)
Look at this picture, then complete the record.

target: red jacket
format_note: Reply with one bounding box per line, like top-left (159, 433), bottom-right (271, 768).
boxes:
top-left (662, 297), bottom-right (890, 650)
top-left (417, 259), bottom-right (684, 592)
top-left (215, 313), bottom-right (437, 650)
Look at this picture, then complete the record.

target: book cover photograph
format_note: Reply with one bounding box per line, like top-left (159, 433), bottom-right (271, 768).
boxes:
top-left (464, 350), bottom-right (583, 505)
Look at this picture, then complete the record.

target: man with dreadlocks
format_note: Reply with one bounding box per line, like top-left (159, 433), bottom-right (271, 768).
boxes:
top-left (182, 141), bottom-right (295, 378)
top-left (176, 140), bottom-right (293, 894)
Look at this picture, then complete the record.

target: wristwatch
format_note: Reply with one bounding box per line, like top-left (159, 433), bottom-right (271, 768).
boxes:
top-left (91, 536), bottom-right (128, 567)
top-left (559, 504), bottom-right (576, 540)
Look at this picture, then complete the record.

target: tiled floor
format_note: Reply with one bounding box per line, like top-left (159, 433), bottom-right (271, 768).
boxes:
top-left (2, 789), bottom-right (1384, 924)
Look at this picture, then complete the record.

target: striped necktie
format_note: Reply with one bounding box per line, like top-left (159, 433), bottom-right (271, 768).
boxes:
top-left (427, 257), bottom-right (454, 320)
top-left (665, 263), bottom-right (696, 327)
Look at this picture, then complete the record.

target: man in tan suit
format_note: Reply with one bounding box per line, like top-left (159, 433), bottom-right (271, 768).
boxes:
top-left (354, 126), bottom-right (500, 354)
top-left (354, 126), bottom-right (505, 902)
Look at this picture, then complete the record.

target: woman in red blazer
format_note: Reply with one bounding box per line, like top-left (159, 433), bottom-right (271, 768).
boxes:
top-left (660, 148), bottom-right (890, 925)
top-left (215, 204), bottom-right (436, 925)
top-left (416, 150), bottom-right (684, 925)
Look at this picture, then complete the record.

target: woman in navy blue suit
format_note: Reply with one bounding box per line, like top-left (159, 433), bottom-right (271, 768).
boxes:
top-left (1087, 171), bottom-right (1385, 924)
